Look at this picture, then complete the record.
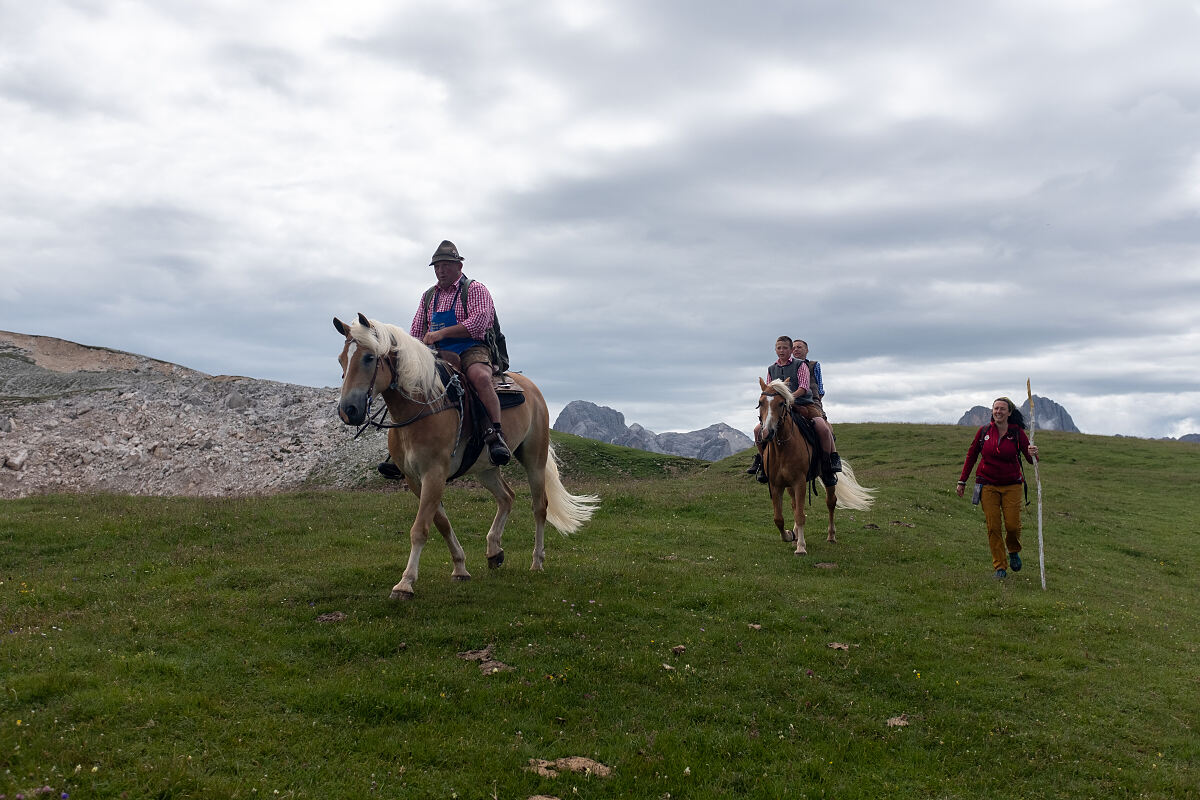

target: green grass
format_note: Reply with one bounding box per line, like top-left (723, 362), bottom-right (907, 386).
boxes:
top-left (2, 425), bottom-right (1197, 799)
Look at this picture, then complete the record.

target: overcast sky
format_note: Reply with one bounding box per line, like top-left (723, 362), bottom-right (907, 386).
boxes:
top-left (3, 1), bottom-right (1199, 439)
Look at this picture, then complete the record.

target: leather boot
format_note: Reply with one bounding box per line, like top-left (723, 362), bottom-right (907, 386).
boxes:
top-left (485, 423), bottom-right (512, 466)
top-left (820, 455), bottom-right (838, 487)
top-left (377, 458), bottom-right (404, 480)
top-left (745, 453), bottom-right (763, 475)
top-left (829, 451), bottom-right (842, 472)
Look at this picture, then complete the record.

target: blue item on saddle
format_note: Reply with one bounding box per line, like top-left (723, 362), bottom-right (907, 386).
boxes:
top-left (430, 281), bottom-right (483, 355)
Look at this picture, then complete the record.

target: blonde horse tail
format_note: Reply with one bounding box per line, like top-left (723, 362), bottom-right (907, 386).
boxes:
top-left (831, 459), bottom-right (875, 511)
top-left (543, 442), bottom-right (601, 534)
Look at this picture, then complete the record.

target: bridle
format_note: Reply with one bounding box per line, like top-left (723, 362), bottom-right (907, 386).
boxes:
top-left (759, 389), bottom-right (793, 446)
top-left (342, 340), bottom-right (464, 441)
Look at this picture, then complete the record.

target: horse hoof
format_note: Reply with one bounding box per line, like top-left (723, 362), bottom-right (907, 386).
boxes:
top-left (780, 531), bottom-right (795, 542)
top-left (452, 574), bottom-right (471, 582)
top-left (488, 550), bottom-right (505, 569)
top-left (794, 549), bottom-right (807, 556)
top-left (389, 588), bottom-right (415, 601)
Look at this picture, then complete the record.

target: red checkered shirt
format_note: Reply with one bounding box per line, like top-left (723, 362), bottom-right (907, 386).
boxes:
top-left (410, 278), bottom-right (496, 342)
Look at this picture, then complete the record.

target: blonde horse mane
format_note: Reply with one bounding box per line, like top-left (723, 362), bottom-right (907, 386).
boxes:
top-left (348, 316), bottom-right (442, 398)
top-left (766, 378), bottom-right (795, 407)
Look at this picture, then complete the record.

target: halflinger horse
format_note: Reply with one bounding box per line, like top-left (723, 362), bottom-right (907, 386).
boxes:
top-left (334, 313), bottom-right (599, 599)
top-left (756, 378), bottom-right (874, 555)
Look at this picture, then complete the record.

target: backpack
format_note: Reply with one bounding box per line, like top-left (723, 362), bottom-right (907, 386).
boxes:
top-left (422, 276), bottom-right (510, 374)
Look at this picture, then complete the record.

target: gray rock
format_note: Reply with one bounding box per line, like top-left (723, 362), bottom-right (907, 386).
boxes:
top-left (1020, 395), bottom-right (1080, 433)
top-left (956, 406), bottom-right (992, 428)
top-left (0, 329), bottom-right (386, 499)
top-left (552, 401), bottom-right (753, 461)
top-left (553, 400), bottom-right (630, 442)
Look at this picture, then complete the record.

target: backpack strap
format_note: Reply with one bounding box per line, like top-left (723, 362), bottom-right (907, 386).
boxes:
top-left (458, 276), bottom-right (472, 319)
top-left (421, 285), bottom-right (436, 323)
top-left (421, 276), bottom-right (472, 326)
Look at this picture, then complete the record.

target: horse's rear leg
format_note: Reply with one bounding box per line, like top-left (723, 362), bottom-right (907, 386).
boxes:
top-left (433, 502), bottom-right (471, 581)
top-left (477, 469), bottom-right (515, 569)
top-left (515, 429), bottom-right (550, 572)
top-left (526, 471), bottom-right (549, 572)
top-left (825, 483), bottom-right (838, 543)
top-left (791, 483), bottom-right (808, 556)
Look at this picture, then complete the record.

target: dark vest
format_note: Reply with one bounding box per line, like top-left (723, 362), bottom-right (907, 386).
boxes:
top-left (767, 360), bottom-right (802, 393)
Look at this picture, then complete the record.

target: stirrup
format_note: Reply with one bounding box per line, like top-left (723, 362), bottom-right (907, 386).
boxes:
top-left (377, 460), bottom-right (404, 480)
top-left (485, 427), bottom-right (511, 466)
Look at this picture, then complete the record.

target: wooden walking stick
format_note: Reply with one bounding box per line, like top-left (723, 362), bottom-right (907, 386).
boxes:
top-left (1027, 379), bottom-right (1046, 589)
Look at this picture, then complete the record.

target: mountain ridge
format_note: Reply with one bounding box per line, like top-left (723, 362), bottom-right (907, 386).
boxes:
top-left (3, 331), bottom-right (1196, 499)
top-left (551, 400), bottom-right (754, 461)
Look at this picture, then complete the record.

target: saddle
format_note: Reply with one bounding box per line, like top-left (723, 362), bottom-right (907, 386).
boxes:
top-left (788, 409), bottom-right (834, 487)
top-left (435, 357), bottom-right (526, 481)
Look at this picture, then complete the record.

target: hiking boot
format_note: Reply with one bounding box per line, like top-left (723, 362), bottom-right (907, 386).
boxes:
top-left (829, 451), bottom-right (842, 472)
top-left (1009, 552), bottom-right (1022, 572)
top-left (756, 465), bottom-right (769, 484)
top-left (745, 453), bottom-right (763, 475)
top-left (377, 460), bottom-right (404, 480)
top-left (485, 426), bottom-right (511, 466)
top-left (993, 568), bottom-right (1007, 580)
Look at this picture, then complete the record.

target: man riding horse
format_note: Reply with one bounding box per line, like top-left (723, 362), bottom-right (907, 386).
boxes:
top-left (378, 240), bottom-right (510, 479)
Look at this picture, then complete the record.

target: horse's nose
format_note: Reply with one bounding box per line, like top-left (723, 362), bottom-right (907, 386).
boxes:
top-left (338, 401), bottom-right (361, 425)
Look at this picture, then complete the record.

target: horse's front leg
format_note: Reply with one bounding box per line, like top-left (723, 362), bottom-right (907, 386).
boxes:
top-left (825, 483), bottom-right (838, 543)
top-left (476, 469), bottom-right (515, 569)
top-left (791, 483), bottom-right (807, 556)
top-left (391, 474), bottom-right (450, 600)
top-left (769, 482), bottom-right (792, 542)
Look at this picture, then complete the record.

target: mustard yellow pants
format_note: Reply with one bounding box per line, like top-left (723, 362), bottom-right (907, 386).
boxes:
top-left (980, 483), bottom-right (1023, 571)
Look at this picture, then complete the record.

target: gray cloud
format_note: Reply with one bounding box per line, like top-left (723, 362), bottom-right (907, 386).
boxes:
top-left (2, 0), bottom-right (1198, 439)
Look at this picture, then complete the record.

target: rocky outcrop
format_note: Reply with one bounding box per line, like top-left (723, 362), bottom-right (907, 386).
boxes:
top-left (956, 395), bottom-right (1080, 433)
top-left (552, 400), bottom-right (753, 461)
top-left (0, 330), bottom-right (393, 499)
top-left (552, 400), bottom-right (644, 448)
top-left (956, 406), bottom-right (992, 428)
top-left (1019, 396), bottom-right (1079, 432)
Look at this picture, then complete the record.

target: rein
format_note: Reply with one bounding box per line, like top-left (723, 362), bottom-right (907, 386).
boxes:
top-left (349, 349), bottom-right (465, 445)
top-left (760, 391), bottom-right (819, 500)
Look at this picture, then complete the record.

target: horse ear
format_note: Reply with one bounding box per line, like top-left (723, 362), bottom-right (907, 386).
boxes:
top-left (357, 312), bottom-right (371, 328)
top-left (333, 317), bottom-right (348, 336)
top-left (759, 377), bottom-right (768, 391)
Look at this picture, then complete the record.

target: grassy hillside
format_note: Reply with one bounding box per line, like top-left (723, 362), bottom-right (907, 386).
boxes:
top-left (2, 424), bottom-right (1197, 799)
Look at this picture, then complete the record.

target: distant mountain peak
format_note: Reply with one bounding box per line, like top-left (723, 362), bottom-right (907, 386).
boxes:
top-left (956, 394), bottom-right (1080, 433)
top-left (553, 400), bottom-right (753, 461)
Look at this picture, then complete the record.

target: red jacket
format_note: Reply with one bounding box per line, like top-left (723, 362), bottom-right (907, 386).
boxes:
top-left (959, 422), bottom-right (1036, 485)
